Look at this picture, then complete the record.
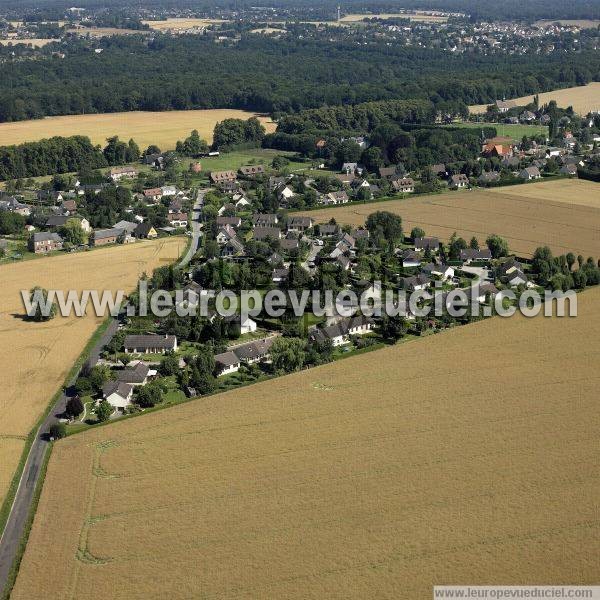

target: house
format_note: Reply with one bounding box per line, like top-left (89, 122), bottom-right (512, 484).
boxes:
top-left (287, 216), bottom-right (313, 233)
top-left (333, 172), bottom-right (356, 185)
top-left (37, 189), bottom-right (64, 203)
top-left (351, 228), bottom-right (369, 242)
top-left (133, 223), bottom-right (158, 239)
top-left (271, 268), bottom-right (289, 283)
top-left (279, 238), bottom-right (300, 252)
top-left (210, 170), bottom-right (237, 184)
top-left (379, 165), bottom-right (403, 179)
top-left (478, 171), bottom-right (500, 185)
top-left (233, 194), bottom-right (251, 209)
top-left (216, 225), bottom-right (238, 245)
top-left (341, 162), bottom-right (358, 175)
top-left (113, 220), bottom-right (138, 236)
top-left (277, 185), bottom-right (295, 204)
top-left (319, 224), bottom-right (340, 237)
top-left (124, 334), bottom-right (178, 354)
top-left (231, 337), bottom-right (274, 364)
top-left (519, 166), bottom-right (541, 180)
top-left (253, 214), bottom-right (278, 228)
top-left (336, 255), bottom-right (351, 271)
top-left (101, 381), bottom-right (133, 411)
top-left (497, 258), bottom-right (523, 279)
top-left (239, 165), bottom-right (265, 177)
top-left (161, 185), bottom-right (177, 197)
top-left (92, 228), bottom-right (123, 246)
top-left (414, 237), bottom-right (439, 252)
top-left (323, 191), bottom-right (349, 205)
top-left (217, 203), bottom-right (237, 217)
top-left (430, 164), bottom-right (447, 177)
top-left (214, 351), bottom-right (241, 376)
top-left (216, 216), bottom-right (242, 229)
top-left (61, 199), bottom-right (77, 214)
top-left (330, 233), bottom-right (355, 259)
top-left (449, 174), bottom-right (469, 189)
top-left (167, 212), bottom-right (188, 228)
top-left (28, 232), bottom-right (63, 254)
top-left (223, 315), bottom-right (257, 335)
top-left (401, 249), bottom-right (422, 268)
top-left (221, 237), bottom-right (245, 258)
top-left (422, 263), bottom-right (454, 280)
top-left (481, 143), bottom-right (513, 159)
top-left (109, 166), bottom-right (138, 182)
top-left (391, 177), bottom-right (415, 193)
top-left (559, 164), bottom-right (578, 176)
top-left (460, 248), bottom-right (492, 264)
top-left (116, 361), bottom-right (152, 385)
top-left (0, 197), bottom-right (31, 216)
top-left (309, 316), bottom-right (375, 347)
top-left (505, 269), bottom-right (529, 288)
top-left (143, 188), bottom-right (163, 202)
top-left (253, 227), bottom-right (282, 242)
top-left (473, 282), bottom-right (499, 303)
top-left (400, 273), bottom-right (431, 292)
top-left (520, 110), bottom-right (536, 122)
top-left (45, 215), bottom-right (91, 233)
top-left (495, 99), bottom-right (516, 113)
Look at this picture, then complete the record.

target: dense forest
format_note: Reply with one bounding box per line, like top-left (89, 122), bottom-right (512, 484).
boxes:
top-left (0, 34), bottom-right (598, 122)
top-left (1, 0), bottom-right (599, 21)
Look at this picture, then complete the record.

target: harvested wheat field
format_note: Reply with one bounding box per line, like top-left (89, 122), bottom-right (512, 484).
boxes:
top-left (469, 82), bottom-right (600, 115)
top-left (0, 110), bottom-right (275, 150)
top-left (142, 18), bottom-right (226, 30)
top-left (340, 12), bottom-right (448, 22)
top-left (0, 238), bottom-right (182, 507)
top-left (301, 180), bottom-right (600, 257)
top-left (11, 287), bottom-right (600, 599)
top-left (0, 39), bottom-right (60, 47)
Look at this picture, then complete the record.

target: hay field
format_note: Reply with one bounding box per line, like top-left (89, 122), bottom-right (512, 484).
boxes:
top-left (142, 18), bottom-right (226, 30)
top-left (469, 82), bottom-right (600, 115)
top-left (0, 238), bottom-right (183, 507)
top-left (300, 180), bottom-right (600, 257)
top-left (0, 110), bottom-right (276, 150)
top-left (340, 12), bottom-right (448, 22)
top-left (535, 19), bottom-right (600, 29)
top-left (0, 39), bottom-right (59, 47)
top-left (12, 288), bottom-right (600, 599)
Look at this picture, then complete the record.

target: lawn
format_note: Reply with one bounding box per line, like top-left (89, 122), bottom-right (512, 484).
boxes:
top-left (445, 121), bottom-right (548, 141)
top-left (182, 149), bottom-right (308, 174)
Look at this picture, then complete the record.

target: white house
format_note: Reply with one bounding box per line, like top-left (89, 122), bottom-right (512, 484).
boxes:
top-left (214, 351), bottom-right (241, 376)
top-left (422, 263), bottom-right (455, 280)
top-left (101, 381), bottom-right (133, 411)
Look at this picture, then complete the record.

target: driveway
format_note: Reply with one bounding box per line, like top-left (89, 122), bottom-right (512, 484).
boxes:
top-left (177, 188), bottom-right (209, 268)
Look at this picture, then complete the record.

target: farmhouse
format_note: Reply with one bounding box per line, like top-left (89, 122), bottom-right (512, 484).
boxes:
top-left (134, 223), bottom-right (158, 239)
top-left (28, 232), bottom-right (63, 254)
top-left (124, 334), bottom-right (178, 354)
top-left (253, 213), bottom-right (278, 227)
top-left (45, 215), bottom-right (91, 232)
top-left (495, 99), bottom-right (516, 112)
top-left (391, 177), bottom-right (415, 193)
top-left (450, 174), bottom-right (469, 189)
top-left (91, 228), bottom-right (122, 247)
top-left (309, 315), bottom-right (375, 347)
top-left (210, 170), bottom-right (237, 184)
top-left (323, 191), bottom-right (349, 205)
top-left (167, 212), bottom-right (188, 227)
top-left (109, 166), bottom-right (138, 182)
top-left (239, 165), bottom-right (265, 177)
top-left (143, 188), bottom-right (163, 202)
top-left (216, 216), bottom-right (242, 229)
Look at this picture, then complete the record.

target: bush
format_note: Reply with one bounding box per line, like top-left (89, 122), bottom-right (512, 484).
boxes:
top-left (49, 422), bottom-right (67, 440)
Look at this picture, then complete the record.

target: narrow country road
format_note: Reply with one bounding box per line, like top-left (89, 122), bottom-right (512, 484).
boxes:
top-left (0, 319), bottom-right (119, 596)
top-left (177, 188), bottom-right (208, 268)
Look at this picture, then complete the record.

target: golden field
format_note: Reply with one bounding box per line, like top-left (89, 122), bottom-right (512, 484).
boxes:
top-left (11, 287), bottom-right (600, 599)
top-left (340, 12), bottom-right (448, 22)
top-left (0, 39), bottom-right (59, 47)
top-left (535, 19), bottom-right (600, 29)
top-left (469, 82), bottom-right (600, 115)
top-left (0, 110), bottom-right (276, 150)
top-left (0, 238), bottom-right (183, 507)
top-left (142, 18), bottom-right (226, 30)
top-left (301, 179), bottom-right (600, 258)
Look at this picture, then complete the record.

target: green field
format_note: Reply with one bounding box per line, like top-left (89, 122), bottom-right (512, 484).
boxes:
top-left (446, 122), bottom-right (548, 141)
top-left (183, 149), bottom-right (308, 174)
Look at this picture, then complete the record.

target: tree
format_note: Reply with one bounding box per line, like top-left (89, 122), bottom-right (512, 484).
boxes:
top-left (333, 140), bottom-right (362, 167)
top-left (89, 364), bottom-right (113, 392)
top-left (448, 232), bottom-right (467, 259)
top-left (410, 227), bottom-right (425, 240)
top-left (188, 347), bottom-right (216, 394)
top-left (486, 234), bottom-right (509, 259)
top-left (270, 337), bottom-right (306, 373)
top-left (65, 396), bottom-right (84, 419)
top-left (49, 423), bottom-right (67, 440)
top-left (469, 236), bottom-right (479, 250)
top-left (176, 129), bottom-right (208, 156)
top-left (566, 252), bottom-right (576, 271)
top-left (96, 400), bottom-right (113, 423)
top-left (59, 218), bottom-right (86, 245)
top-left (134, 381), bottom-right (163, 408)
top-left (27, 287), bottom-right (57, 322)
top-left (361, 146), bottom-right (383, 173)
top-left (366, 211), bottom-right (403, 246)
top-left (271, 155), bottom-right (290, 170)
top-left (0, 211), bottom-right (25, 235)
top-left (381, 315), bottom-right (408, 340)
top-left (159, 353), bottom-right (179, 376)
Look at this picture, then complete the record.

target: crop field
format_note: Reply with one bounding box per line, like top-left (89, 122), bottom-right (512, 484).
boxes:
top-left (300, 179), bottom-right (600, 258)
top-left (469, 82), bottom-right (600, 115)
top-left (141, 18), bottom-right (226, 30)
top-left (534, 19), bottom-right (600, 29)
top-left (0, 110), bottom-right (276, 150)
top-left (0, 38), bottom-right (59, 47)
top-left (11, 287), bottom-right (600, 599)
top-left (340, 12), bottom-right (448, 22)
top-left (0, 238), bottom-right (183, 508)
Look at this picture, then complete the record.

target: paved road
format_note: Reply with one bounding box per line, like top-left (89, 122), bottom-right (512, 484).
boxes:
top-left (178, 189), bottom-right (208, 269)
top-left (0, 318), bottom-right (118, 595)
